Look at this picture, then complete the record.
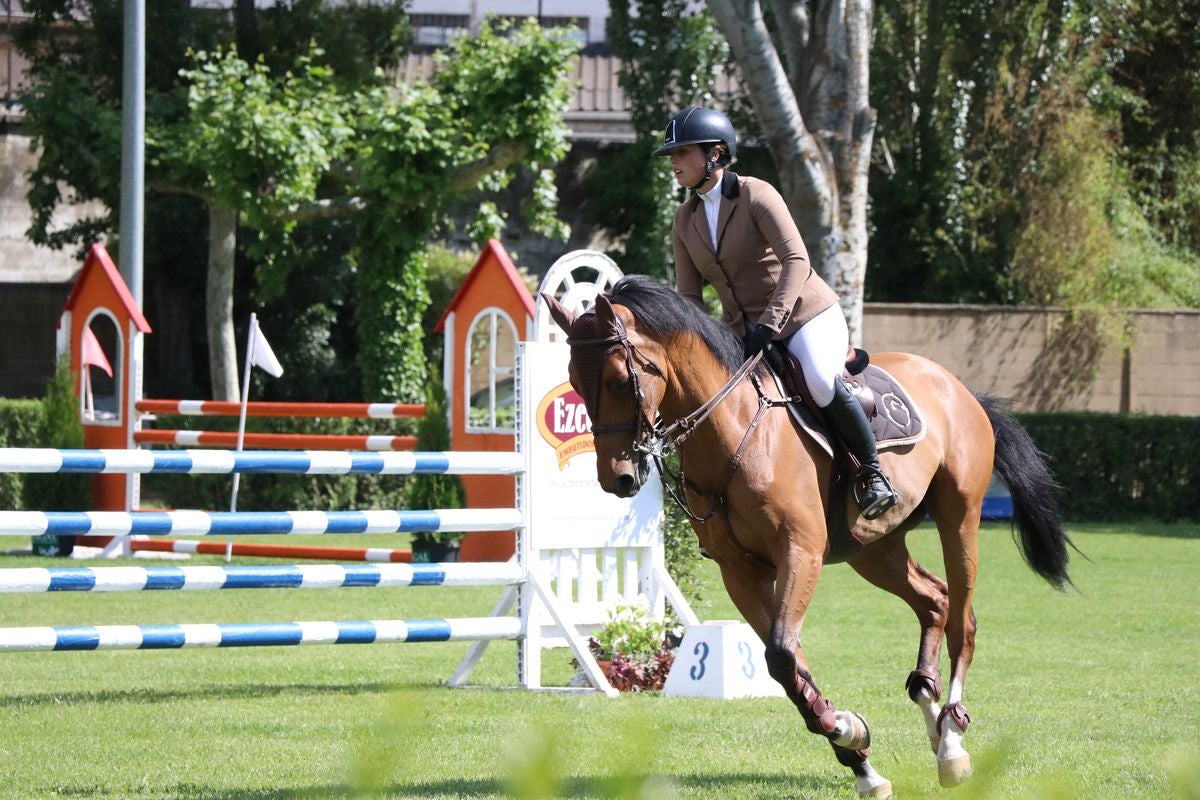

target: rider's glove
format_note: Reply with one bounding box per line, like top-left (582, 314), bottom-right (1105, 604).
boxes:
top-left (742, 323), bottom-right (774, 358)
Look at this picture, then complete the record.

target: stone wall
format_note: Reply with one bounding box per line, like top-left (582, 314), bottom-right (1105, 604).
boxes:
top-left (862, 303), bottom-right (1200, 416)
top-left (1, 132), bottom-right (105, 284)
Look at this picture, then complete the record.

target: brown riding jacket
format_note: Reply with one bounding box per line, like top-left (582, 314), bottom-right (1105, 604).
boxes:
top-left (672, 171), bottom-right (838, 339)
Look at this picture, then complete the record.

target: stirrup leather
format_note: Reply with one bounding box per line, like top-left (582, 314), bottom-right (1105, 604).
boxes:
top-left (853, 463), bottom-right (899, 520)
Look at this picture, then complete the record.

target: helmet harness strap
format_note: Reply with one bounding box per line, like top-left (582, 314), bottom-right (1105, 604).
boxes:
top-left (689, 145), bottom-right (721, 193)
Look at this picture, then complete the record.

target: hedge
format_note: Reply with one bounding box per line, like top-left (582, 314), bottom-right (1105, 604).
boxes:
top-left (1016, 412), bottom-right (1199, 523)
top-left (0, 398), bottom-right (42, 510)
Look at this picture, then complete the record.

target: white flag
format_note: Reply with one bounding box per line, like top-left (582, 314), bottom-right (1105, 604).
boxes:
top-left (251, 325), bottom-right (284, 378)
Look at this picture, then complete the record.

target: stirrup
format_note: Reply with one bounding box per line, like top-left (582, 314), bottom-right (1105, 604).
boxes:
top-left (853, 464), bottom-right (899, 520)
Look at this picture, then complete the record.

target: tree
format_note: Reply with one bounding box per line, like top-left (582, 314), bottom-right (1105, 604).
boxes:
top-left (1109, 0), bottom-right (1200, 255)
top-left (15, 1), bottom-right (402, 399)
top-left (407, 370), bottom-right (465, 555)
top-left (704, 0), bottom-right (876, 341)
top-left (343, 20), bottom-right (577, 400)
top-left (868, 0), bottom-right (1200, 307)
top-left (17, 4), bottom-right (576, 402)
top-left (23, 356), bottom-right (88, 556)
top-left (160, 48), bottom-right (355, 399)
top-left (174, 21), bottom-right (576, 402)
top-left (594, 1), bottom-right (728, 279)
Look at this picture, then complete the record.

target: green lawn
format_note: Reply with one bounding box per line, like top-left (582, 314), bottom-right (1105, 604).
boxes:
top-left (0, 522), bottom-right (1197, 799)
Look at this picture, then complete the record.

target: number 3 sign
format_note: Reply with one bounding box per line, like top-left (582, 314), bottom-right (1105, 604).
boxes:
top-left (663, 621), bottom-right (785, 699)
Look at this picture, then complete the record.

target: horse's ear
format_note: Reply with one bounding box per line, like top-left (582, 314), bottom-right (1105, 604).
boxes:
top-left (593, 294), bottom-right (618, 334)
top-left (541, 293), bottom-right (576, 332)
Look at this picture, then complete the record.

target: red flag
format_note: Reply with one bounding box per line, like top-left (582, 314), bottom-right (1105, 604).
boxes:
top-left (82, 327), bottom-right (113, 377)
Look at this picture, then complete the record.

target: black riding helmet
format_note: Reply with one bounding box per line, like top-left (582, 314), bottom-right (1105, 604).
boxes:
top-left (652, 106), bottom-right (737, 164)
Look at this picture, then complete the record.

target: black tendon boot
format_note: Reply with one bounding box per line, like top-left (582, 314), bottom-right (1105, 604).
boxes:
top-left (826, 378), bottom-right (899, 520)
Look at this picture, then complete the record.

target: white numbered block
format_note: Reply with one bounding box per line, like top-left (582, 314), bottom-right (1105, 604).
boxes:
top-left (663, 621), bottom-right (785, 699)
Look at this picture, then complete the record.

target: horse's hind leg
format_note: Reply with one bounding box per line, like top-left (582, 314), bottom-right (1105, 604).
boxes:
top-left (927, 480), bottom-right (983, 788)
top-left (849, 534), bottom-right (951, 756)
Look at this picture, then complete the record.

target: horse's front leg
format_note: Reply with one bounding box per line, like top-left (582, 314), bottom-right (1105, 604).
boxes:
top-left (765, 546), bottom-right (893, 799)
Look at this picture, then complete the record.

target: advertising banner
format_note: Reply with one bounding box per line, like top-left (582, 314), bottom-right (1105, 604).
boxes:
top-left (522, 341), bottom-right (662, 550)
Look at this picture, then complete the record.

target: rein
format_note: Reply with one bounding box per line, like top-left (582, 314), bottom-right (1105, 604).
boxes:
top-left (569, 316), bottom-right (798, 542)
top-left (645, 355), bottom-right (801, 527)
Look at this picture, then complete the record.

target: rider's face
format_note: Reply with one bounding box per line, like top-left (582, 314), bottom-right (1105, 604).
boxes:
top-left (668, 144), bottom-right (714, 190)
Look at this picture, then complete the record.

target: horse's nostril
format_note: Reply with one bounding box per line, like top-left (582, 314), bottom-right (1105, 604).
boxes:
top-left (614, 474), bottom-right (637, 497)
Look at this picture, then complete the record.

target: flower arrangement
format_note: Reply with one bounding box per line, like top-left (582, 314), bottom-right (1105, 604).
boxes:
top-left (578, 598), bottom-right (681, 692)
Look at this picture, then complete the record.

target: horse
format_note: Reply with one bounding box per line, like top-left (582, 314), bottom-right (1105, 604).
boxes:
top-left (543, 275), bottom-right (1073, 799)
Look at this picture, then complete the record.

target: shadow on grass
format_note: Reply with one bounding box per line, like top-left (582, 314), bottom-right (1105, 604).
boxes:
top-left (0, 679), bottom-right (436, 709)
top-left (75, 772), bottom-right (841, 799)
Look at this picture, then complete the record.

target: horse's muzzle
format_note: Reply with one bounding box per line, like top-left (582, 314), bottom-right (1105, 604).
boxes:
top-left (609, 455), bottom-right (651, 498)
top-left (613, 473), bottom-right (640, 498)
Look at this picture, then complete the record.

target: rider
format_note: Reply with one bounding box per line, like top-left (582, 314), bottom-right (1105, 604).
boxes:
top-left (654, 105), bottom-right (898, 520)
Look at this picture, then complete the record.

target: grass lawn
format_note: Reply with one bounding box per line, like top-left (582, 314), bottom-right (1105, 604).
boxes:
top-left (0, 522), bottom-right (1197, 799)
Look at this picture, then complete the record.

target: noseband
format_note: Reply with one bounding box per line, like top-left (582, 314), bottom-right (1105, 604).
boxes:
top-left (569, 308), bottom-right (771, 526)
top-left (566, 313), bottom-right (664, 458)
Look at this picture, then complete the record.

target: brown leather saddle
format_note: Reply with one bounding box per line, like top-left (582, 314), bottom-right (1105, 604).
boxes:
top-left (770, 346), bottom-right (925, 451)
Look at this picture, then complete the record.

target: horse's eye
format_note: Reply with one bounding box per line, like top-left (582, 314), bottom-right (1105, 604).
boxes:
top-left (611, 377), bottom-right (630, 394)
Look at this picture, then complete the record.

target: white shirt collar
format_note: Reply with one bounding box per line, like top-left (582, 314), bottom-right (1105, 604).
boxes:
top-left (699, 185), bottom-right (721, 250)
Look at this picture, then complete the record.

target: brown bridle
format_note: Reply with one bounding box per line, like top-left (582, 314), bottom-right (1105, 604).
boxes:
top-left (566, 309), bottom-right (665, 459)
top-left (569, 310), bottom-right (774, 525)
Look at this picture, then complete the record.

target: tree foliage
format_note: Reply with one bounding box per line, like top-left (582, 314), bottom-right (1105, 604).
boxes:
top-left (164, 49), bottom-right (354, 223)
top-left (1109, 0), bottom-right (1200, 256)
top-left (1015, 100), bottom-right (1200, 312)
top-left (594, 1), bottom-right (729, 278)
top-left (348, 20), bottom-right (578, 400)
top-left (15, 0), bottom-right (216, 251)
top-left (406, 371), bottom-right (465, 546)
top-left (868, 0), bottom-right (1200, 308)
top-left (21, 356), bottom-right (88, 513)
top-left (16, 4), bottom-right (577, 402)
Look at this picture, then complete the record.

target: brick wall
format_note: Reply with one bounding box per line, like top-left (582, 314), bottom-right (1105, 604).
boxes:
top-left (862, 303), bottom-right (1200, 416)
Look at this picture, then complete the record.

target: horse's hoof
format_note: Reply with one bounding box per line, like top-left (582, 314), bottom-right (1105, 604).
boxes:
top-left (857, 778), bottom-right (893, 798)
top-left (832, 710), bottom-right (871, 750)
top-left (928, 734), bottom-right (940, 754)
top-left (938, 754), bottom-right (973, 787)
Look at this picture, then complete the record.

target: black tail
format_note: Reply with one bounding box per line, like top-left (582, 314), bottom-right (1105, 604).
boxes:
top-left (976, 394), bottom-right (1075, 590)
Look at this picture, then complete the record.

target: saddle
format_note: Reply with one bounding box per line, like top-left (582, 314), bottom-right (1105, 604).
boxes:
top-left (766, 346), bottom-right (926, 458)
top-left (766, 345), bottom-right (926, 564)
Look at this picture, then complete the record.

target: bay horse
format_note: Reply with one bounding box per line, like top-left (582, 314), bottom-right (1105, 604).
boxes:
top-left (543, 275), bottom-right (1072, 798)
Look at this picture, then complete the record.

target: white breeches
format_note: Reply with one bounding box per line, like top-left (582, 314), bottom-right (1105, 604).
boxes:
top-left (783, 303), bottom-right (849, 408)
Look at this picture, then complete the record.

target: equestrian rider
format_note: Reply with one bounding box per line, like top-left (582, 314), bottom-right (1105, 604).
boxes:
top-left (654, 105), bottom-right (899, 520)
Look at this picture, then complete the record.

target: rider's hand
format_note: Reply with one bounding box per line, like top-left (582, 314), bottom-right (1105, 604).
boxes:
top-left (742, 323), bottom-right (774, 358)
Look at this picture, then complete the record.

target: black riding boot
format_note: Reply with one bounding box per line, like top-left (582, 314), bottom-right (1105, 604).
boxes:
top-left (825, 378), bottom-right (899, 520)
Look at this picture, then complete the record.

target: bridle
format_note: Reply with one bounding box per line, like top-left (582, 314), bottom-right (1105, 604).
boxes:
top-left (566, 312), bottom-right (664, 460)
top-left (569, 310), bottom-right (774, 525)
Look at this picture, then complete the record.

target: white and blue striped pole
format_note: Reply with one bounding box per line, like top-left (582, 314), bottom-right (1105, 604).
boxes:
top-left (0, 449), bottom-right (524, 475)
top-left (0, 562), bottom-right (524, 593)
top-left (0, 508), bottom-right (523, 537)
top-left (0, 616), bottom-right (523, 652)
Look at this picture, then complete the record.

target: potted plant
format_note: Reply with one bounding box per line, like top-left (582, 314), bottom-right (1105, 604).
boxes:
top-left (407, 374), bottom-right (465, 563)
top-left (573, 597), bottom-right (681, 692)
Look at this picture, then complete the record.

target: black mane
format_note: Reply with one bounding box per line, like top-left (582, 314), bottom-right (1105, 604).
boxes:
top-left (607, 275), bottom-right (745, 373)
